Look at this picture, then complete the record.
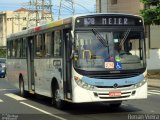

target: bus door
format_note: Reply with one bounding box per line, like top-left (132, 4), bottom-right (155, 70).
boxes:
top-left (27, 36), bottom-right (35, 92)
top-left (63, 29), bottom-right (72, 100)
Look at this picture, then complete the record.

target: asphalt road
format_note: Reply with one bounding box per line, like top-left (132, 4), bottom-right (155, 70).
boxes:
top-left (0, 78), bottom-right (160, 120)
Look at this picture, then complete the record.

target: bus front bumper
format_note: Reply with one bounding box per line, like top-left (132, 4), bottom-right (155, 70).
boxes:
top-left (72, 82), bottom-right (147, 103)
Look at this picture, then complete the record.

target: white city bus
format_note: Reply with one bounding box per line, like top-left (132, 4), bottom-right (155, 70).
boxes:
top-left (7, 13), bottom-right (147, 109)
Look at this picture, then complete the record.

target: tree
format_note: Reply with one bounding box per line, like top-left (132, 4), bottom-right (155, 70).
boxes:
top-left (140, 0), bottom-right (160, 25)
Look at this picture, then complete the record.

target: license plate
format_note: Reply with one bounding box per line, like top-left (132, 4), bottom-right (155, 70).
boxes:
top-left (109, 91), bottom-right (121, 97)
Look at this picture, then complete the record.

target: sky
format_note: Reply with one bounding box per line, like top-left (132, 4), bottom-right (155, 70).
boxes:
top-left (0, 0), bottom-right (96, 20)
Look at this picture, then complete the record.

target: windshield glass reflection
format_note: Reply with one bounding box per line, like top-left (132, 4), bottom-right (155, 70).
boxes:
top-left (73, 29), bottom-right (146, 71)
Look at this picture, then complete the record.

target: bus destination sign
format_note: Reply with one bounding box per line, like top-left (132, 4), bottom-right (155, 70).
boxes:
top-left (85, 17), bottom-right (128, 25)
top-left (75, 15), bottom-right (142, 27)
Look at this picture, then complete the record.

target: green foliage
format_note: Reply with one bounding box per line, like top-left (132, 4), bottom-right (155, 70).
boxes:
top-left (140, 0), bottom-right (160, 6)
top-left (140, 0), bottom-right (160, 25)
top-left (0, 49), bottom-right (6, 58)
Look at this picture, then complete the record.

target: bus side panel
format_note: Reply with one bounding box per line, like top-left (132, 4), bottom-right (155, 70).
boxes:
top-left (6, 59), bottom-right (28, 90)
top-left (34, 58), bottom-right (64, 98)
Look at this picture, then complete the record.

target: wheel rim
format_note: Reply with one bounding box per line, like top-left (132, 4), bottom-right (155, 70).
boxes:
top-left (55, 89), bottom-right (60, 103)
top-left (20, 81), bottom-right (24, 96)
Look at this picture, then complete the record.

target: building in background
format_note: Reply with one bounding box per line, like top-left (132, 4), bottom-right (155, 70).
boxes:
top-left (96, 0), bottom-right (144, 14)
top-left (96, 0), bottom-right (160, 70)
top-left (0, 8), bottom-right (29, 47)
top-left (0, 12), bottom-right (7, 47)
top-left (0, 7), bottom-right (53, 47)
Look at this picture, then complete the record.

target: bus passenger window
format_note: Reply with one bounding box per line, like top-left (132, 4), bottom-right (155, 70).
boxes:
top-left (10, 41), bottom-right (13, 58)
top-left (45, 32), bottom-right (53, 57)
top-left (54, 31), bottom-right (62, 57)
top-left (22, 38), bottom-right (26, 58)
top-left (36, 34), bottom-right (46, 57)
top-left (17, 39), bottom-right (21, 58)
top-left (36, 35), bottom-right (41, 57)
top-left (13, 40), bottom-right (18, 58)
top-left (7, 41), bottom-right (11, 58)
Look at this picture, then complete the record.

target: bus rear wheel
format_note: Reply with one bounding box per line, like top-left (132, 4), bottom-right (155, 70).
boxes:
top-left (52, 85), bottom-right (64, 109)
top-left (19, 80), bottom-right (25, 97)
top-left (19, 76), bottom-right (27, 97)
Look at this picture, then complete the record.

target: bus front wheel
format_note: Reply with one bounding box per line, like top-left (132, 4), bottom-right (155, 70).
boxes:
top-left (52, 85), bottom-right (64, 109)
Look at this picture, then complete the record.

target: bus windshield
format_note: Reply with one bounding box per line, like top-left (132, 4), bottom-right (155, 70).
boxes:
top-left (74, 28), bottom-right (146, 71)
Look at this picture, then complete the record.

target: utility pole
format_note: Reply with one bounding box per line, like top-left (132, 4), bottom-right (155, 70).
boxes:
top-left (58, 0), bottom-right (75, 20)
top-left (58, 0), bottom-right (62, 20)
top-left (24, 0), bottom-right (53, 27)
top-left (36, 0), bottom-right (38, 26)
top-left (42, 0), bottom-right (45, 19)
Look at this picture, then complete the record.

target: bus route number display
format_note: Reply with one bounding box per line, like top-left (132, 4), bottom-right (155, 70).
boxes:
top-left (84, 17), bottom-right (128, 26)
top-left (75, 15), bottom-right (142, 27)
top-left (105, 62), bottom-right (114, 69)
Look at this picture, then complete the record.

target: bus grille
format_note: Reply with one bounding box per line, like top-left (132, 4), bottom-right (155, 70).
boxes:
top-left (95, 91), bottom-right (131, 99)
top-left (96, 85), bottom-right (133, 88)
top-left (99, 96), bottom-right (130, 99)
top-left (87, 73), bottom-right (140, 79)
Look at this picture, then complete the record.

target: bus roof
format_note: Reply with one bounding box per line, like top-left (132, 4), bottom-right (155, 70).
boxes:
top-left (7, 17), bottom-right (72, 39)
top-left (72, 13), bottom-right (142, 19)
top-left (7, 13), bottom-right (142, 39)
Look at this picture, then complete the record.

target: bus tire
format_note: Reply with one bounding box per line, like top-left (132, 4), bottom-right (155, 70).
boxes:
top-left (52, 84), bottom-right (64, 109)
top-left (19, 77), bottom-right (27, 97)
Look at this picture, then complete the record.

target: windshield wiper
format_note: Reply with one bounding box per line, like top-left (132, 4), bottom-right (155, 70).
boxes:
top-left (92, 29), bottom-right (109, 47)
top-left (120, 28), bottom-right (131, 46)
top-left (92, 29), bottom-right (110, 59)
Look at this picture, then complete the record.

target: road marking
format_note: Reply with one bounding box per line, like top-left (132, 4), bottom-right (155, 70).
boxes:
top-left (0, 99), bottom-right (3, 102)
top-left (149, 90), bottom-right (160, 93)
top-left (0, 89), bottom-right (18, 91)
top-left (148, 91), bottom-right (160, 95)
top-left (0, 89), bottom-right (7, 91)
top-left (20, 102), bottom-right (67, 120)
top-left (5, 93), bottom-right (26, 101)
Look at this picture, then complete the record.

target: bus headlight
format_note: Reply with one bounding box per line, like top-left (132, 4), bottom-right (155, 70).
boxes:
top-left (74, 76), bottom-right (94, 90)
top-left (134, 79), bottom-right (146, 88)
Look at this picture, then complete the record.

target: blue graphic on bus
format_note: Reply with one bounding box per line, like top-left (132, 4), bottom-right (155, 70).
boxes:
top-left (116, 62), bottom-right (122, 70)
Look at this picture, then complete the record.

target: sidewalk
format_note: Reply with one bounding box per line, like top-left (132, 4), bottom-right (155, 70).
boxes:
top-left (148, 79), bottom-right (160, 88)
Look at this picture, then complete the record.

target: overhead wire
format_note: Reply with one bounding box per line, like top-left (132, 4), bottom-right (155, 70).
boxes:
top-left (0, 0), bottom-right (96, 20)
